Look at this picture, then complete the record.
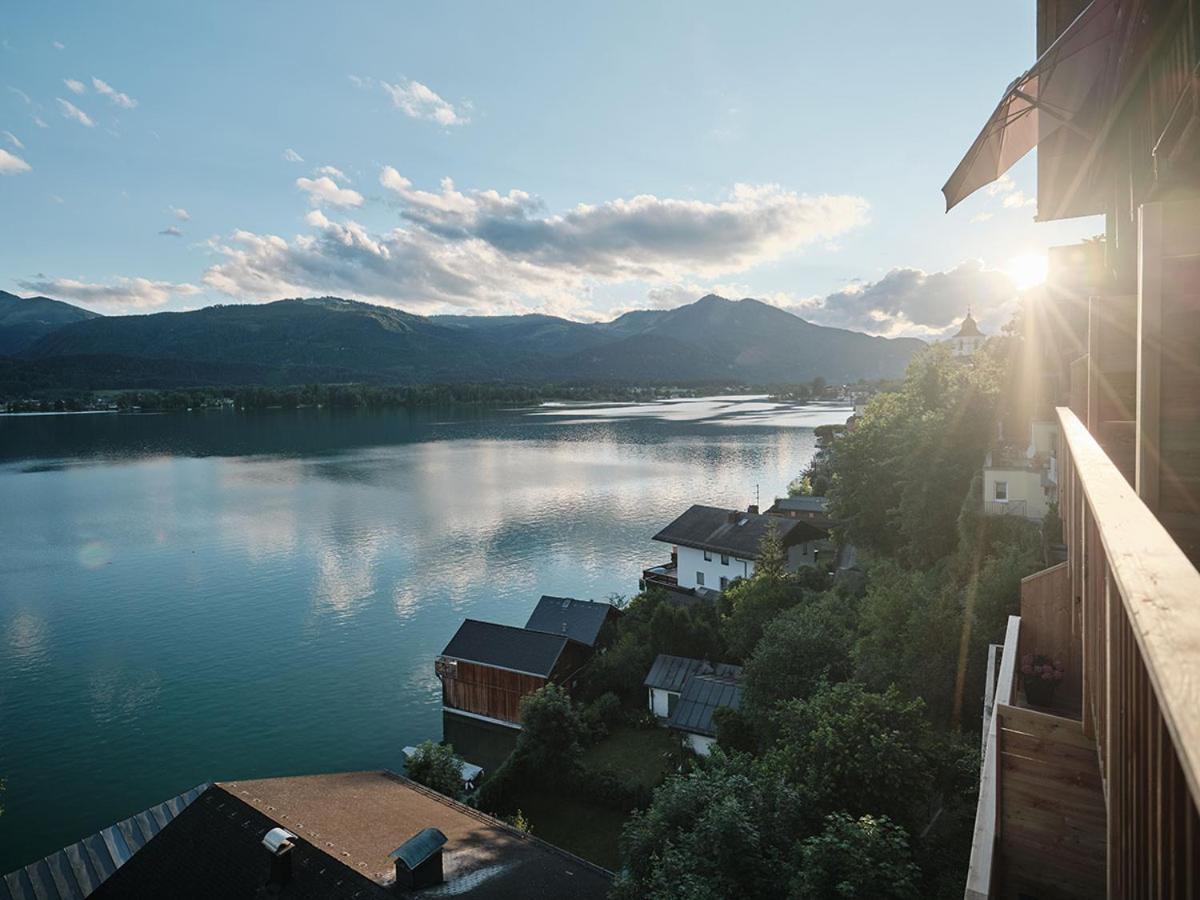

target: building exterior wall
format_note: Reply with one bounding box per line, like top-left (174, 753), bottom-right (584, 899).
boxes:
top-left (951, 335), bottom-right (985, 357)
top-left (983, 467), bottom-right (1048, 520)
top-left (440, 660), bottom-right (547, 726)
top-left (674, 545), bottom-right (753, 591)
top-left (648, 687), bottom-right (678, 718)
top-left (787, 539), bottom-right (834, 569)
top-left (1031, 420), bottom-right (1058, 456)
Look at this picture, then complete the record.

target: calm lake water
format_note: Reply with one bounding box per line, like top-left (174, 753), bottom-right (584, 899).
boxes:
top-left (0, 396), bottom-right (848, 872)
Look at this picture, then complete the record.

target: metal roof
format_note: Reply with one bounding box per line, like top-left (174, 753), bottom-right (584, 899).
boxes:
top-left (643, 654), bottom-right (742, 693)
top-left (524, 596), bottom-right (614, 647)
top-left (390, 827), bottom-right (448, 871)
top-left (668, 673), bottom-right (743, 738)
top-left (440, 619), bottom-right (568, 677)
top-left (0, 782), bottom-right (209, 900)
top-left (652, 504), bottom-right (810, 557)
top-left (768, 496), bottom-right (829, 513)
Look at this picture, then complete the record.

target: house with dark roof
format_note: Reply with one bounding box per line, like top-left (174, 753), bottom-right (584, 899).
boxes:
top-left (642, 504), bottom-right (827, 598)
top-left (643, 653), bottom-right (743, 756)
top-left (2, 771), bottom-right (611, 899)
top-left (523, 596), bottom-right (618, 647)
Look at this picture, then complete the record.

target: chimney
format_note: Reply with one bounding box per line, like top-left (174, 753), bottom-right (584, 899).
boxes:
top-left (262, 827), bottom-right (296, 891)
top-left (726, 511), bottom-right (738, 524)
top-left (747, 504), bottom-right (759, 515)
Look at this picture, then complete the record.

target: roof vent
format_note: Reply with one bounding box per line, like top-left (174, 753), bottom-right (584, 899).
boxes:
top-left (262, 827), bottom-right (296, 891)
top-left (390, 827), bottom-right (448, 891)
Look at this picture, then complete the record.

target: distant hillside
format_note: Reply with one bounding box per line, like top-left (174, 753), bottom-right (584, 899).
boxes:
top-left (4, 293), bottom-right (925, 392)
top-left (0, 291), bottom-right (100, 355)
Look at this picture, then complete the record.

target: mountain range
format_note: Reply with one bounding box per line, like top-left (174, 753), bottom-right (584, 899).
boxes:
top-left (0, 291), bottom-right (925, 392)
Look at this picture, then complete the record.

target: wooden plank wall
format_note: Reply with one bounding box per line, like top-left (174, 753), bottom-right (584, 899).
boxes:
top-left (995, 704), bottom-right (1107, 900)
top-left (1018, 562), bottom-right (1081, 718)
top-left (1087, 294), bottom-right (1137, 485)
top-left (441, 661), bottom-right (546, 725)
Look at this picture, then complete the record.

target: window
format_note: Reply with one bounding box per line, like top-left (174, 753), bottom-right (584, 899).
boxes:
top-left (720, 554), bottom-right (730, 566)
top-left (703, 550), bottom-right (712, 562)
top-left (995, 481), bottom-right (1008, 501)
top-left (696, 571), bottom-right (705, 586)
top-left (719, 576), bottom-right (729, 591)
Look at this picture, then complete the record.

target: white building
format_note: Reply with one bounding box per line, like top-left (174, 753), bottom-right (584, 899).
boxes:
top-left (642, 504), bottom-right (829, 597)
top-left (643, 654), bottom-right (743, 756)
top-left (947, 310), bottom-right (986, 358)
top-left (982, 422), bottom-right (1059, 521)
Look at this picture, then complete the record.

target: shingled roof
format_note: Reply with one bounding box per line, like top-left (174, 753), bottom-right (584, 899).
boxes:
top-left (440, 619), bottom-right (569, 677)
top-left (668, 673), bottom-right (743, 738)
top-left (524, 596), bottom-right (615, 647)
top-left (652, 504), bottom-right (816, 557)
top-left (6, 772), bottom-right (612, 899)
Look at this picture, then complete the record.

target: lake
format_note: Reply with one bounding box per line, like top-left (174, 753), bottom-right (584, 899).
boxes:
top-left (0, 396), bottom-right (848, 872)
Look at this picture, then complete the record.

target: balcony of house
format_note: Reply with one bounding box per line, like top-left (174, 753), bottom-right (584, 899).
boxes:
top-left (982, 499), bottom-right (1027, 518)
top-left (640, 561), bottom-right (681, 591)
top-left (965, 407), bottom-right (1200, 899)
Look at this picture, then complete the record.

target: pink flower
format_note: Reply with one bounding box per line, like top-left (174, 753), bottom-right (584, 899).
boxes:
top-left (1021, 664), bottom-right (1033, 674)
top-left (1041, 671), bottom-right (1054, 681)
top-left (1022, 654), bottom-right (1033, 667)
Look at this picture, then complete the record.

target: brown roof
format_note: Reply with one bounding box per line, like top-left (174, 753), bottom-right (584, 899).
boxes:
top-left (954, 312), bottom-right (983, 338)
top-left (221, 771), bottom-right (611, 897)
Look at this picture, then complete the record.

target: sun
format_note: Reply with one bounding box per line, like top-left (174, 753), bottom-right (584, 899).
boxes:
top-left (1007, 253), bottom-right (1048, 290)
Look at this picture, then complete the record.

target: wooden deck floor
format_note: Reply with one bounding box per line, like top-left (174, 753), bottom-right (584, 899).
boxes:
top-left (994, 704), bottom-right (1107, 899)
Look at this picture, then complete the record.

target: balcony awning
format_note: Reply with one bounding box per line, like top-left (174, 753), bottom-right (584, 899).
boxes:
top-left (942, 0), bottom-right (1118, 213)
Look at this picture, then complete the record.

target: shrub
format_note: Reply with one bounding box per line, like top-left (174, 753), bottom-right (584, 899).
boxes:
top-left (405, 741), bottom-right (464, 801)
top-left (581, 691), bottom-right (623, 741)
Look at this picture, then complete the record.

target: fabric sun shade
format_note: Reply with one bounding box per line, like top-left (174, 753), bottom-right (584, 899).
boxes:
top-left (942, 0), bottom-right (1118, 213)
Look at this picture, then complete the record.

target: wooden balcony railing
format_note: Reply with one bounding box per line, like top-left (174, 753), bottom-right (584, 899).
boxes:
top-left (1057, 406), bottom-right (1200, 897)
top-left (982, 499), bottom-right (1027, 518)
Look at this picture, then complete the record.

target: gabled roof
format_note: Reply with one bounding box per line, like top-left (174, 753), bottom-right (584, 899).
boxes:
top-left (390, 826), bottom-right (448, 871)
top-left (768, 496), bottom-right (829, 514)
top-left (440, 619), bottom-right (568, 677)
top-left (9, 772), bottom-right (612, 899)
top-left (524, 596), bottom-right (615, 647)
top-left (1, 782), bottom-right (209, 900)
top-left (668, 673), bottom-right (743, 738)
top-left (652, 504), bottom-right (812, 557)
top-left (643, 654), bottom-right (743, 694)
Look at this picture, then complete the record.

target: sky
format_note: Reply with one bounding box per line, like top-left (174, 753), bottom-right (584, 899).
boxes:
top-left (0, 1), bottom-right (1102, 339)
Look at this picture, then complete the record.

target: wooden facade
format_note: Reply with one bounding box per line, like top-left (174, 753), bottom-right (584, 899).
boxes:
top-left (437, 642), bottom-right (592, 727)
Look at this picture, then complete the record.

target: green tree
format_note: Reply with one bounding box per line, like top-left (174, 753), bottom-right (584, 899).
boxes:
top-left (742, 592), bottom-right (857, 723)
top-left (766, 682), bottom-right (937, 835)
top-left (513, 684), bottom-right (586, 781)
top-left (404, 741), bottom-right (465, 800)
top-left (612, 751), bottom-right (806, 900)
top-left (792, 813), bottom-right (921, 900)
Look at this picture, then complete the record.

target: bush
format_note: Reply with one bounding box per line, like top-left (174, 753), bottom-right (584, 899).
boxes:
top-left (581, 692), bottom-right (623, 741)
top-left (792, 813), bottom-right (921, 900)
top-left (405, 741), bottom-right (464, 801)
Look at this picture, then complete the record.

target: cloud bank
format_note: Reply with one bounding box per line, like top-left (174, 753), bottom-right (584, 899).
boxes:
top-left (202, 169), bottom-right (868, 316)
top-left (18, 277), bottom-right (200, 310)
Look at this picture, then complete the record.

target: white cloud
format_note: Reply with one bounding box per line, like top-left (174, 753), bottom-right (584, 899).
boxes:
top-left (0, 148), bottom-right (31, 174)
top-left (53, 41), bottom-right (65, 50)
top-left (315, 165), bottom-right (349, 182)
top-left (17, 276), bottom-right (201, 310)
top-left (792, 259), bottom-right (1017, 338)
top-left (3, 130), bottom-right (23, 149)
top-left (169, 206), bottom-right (190, 221)
top-left (296, 175), bottom-right (364, 208)
top-left (63, 78), bottom-right (86, 94)
top-left (202, 169), bottom-right (868, 316)
top-left (1001, 190), bottom-right (1035, 209)
top-left (970, 211), bottom-right (993, 224)
top-left (57, 98), bottom-right (94, 127)
top-left (33, 115), bottom-right (48, 129)
top-left (159, 225), bottom-right (183, 237)
top-left (282, 148), bottom-right (303, 163)
top-left (91, 76), bottom-right (137, 109)
top-left (380, 79), bottom-right (467, 126)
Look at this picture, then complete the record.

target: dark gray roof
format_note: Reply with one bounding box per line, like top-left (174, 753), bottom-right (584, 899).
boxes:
top-left (768, 496), bottom-right (829, 513)
top-left (652, 504), bottom-right (807, 557)
top-left (643, 654), bottom-right (743, 693)
top-left (441, 619), bottom-right (568, 677)
top-left (1, 782), bottom-right (209, 900)
top-left (524, 596), bottom-right (615, 647)
top-left (390, 827), bottom-right (448, 871)
top-left (668, 673), bottom-right (743, 738)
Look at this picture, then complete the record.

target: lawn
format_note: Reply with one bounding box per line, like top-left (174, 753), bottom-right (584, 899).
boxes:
top-left (582, 725), bottom-right (678, 789)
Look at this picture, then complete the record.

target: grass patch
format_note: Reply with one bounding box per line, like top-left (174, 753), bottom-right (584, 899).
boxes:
top-left (583, 725), bottom-right (677, 789)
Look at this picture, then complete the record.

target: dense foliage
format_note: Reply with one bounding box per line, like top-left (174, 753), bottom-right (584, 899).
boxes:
top-left (404, 741), bottom-right (465, 801)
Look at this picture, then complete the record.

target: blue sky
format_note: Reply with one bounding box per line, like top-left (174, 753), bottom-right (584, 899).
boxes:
top-left (0, 1), bottom-right (1100, 337)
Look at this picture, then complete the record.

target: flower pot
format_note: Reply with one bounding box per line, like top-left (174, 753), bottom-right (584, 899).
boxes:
top-left (1023, 675), bottom-right (1058, 708)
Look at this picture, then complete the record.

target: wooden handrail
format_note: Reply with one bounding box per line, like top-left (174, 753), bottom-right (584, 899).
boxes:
top-left (964, 614), bottom-right (1021, 900)
top-left (1057, 405), bottom-right (1200, 809)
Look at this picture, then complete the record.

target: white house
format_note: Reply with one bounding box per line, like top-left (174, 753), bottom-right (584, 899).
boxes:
top-left (982, 421), bottom-right (1060, 521)
top-left (642, 504), bottom-right (828, 597)
top-left (643, 654), bottom-right (743, 756)
top-left (947, 310), bottom-right (986, 358)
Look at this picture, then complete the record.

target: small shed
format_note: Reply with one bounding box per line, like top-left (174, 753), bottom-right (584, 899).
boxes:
top-left (643, 654), bottom-right (742, 721)
top-left (390, 827), bottom-right (448, 891)
top-left (668, 672), bottom-right (743, 756)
